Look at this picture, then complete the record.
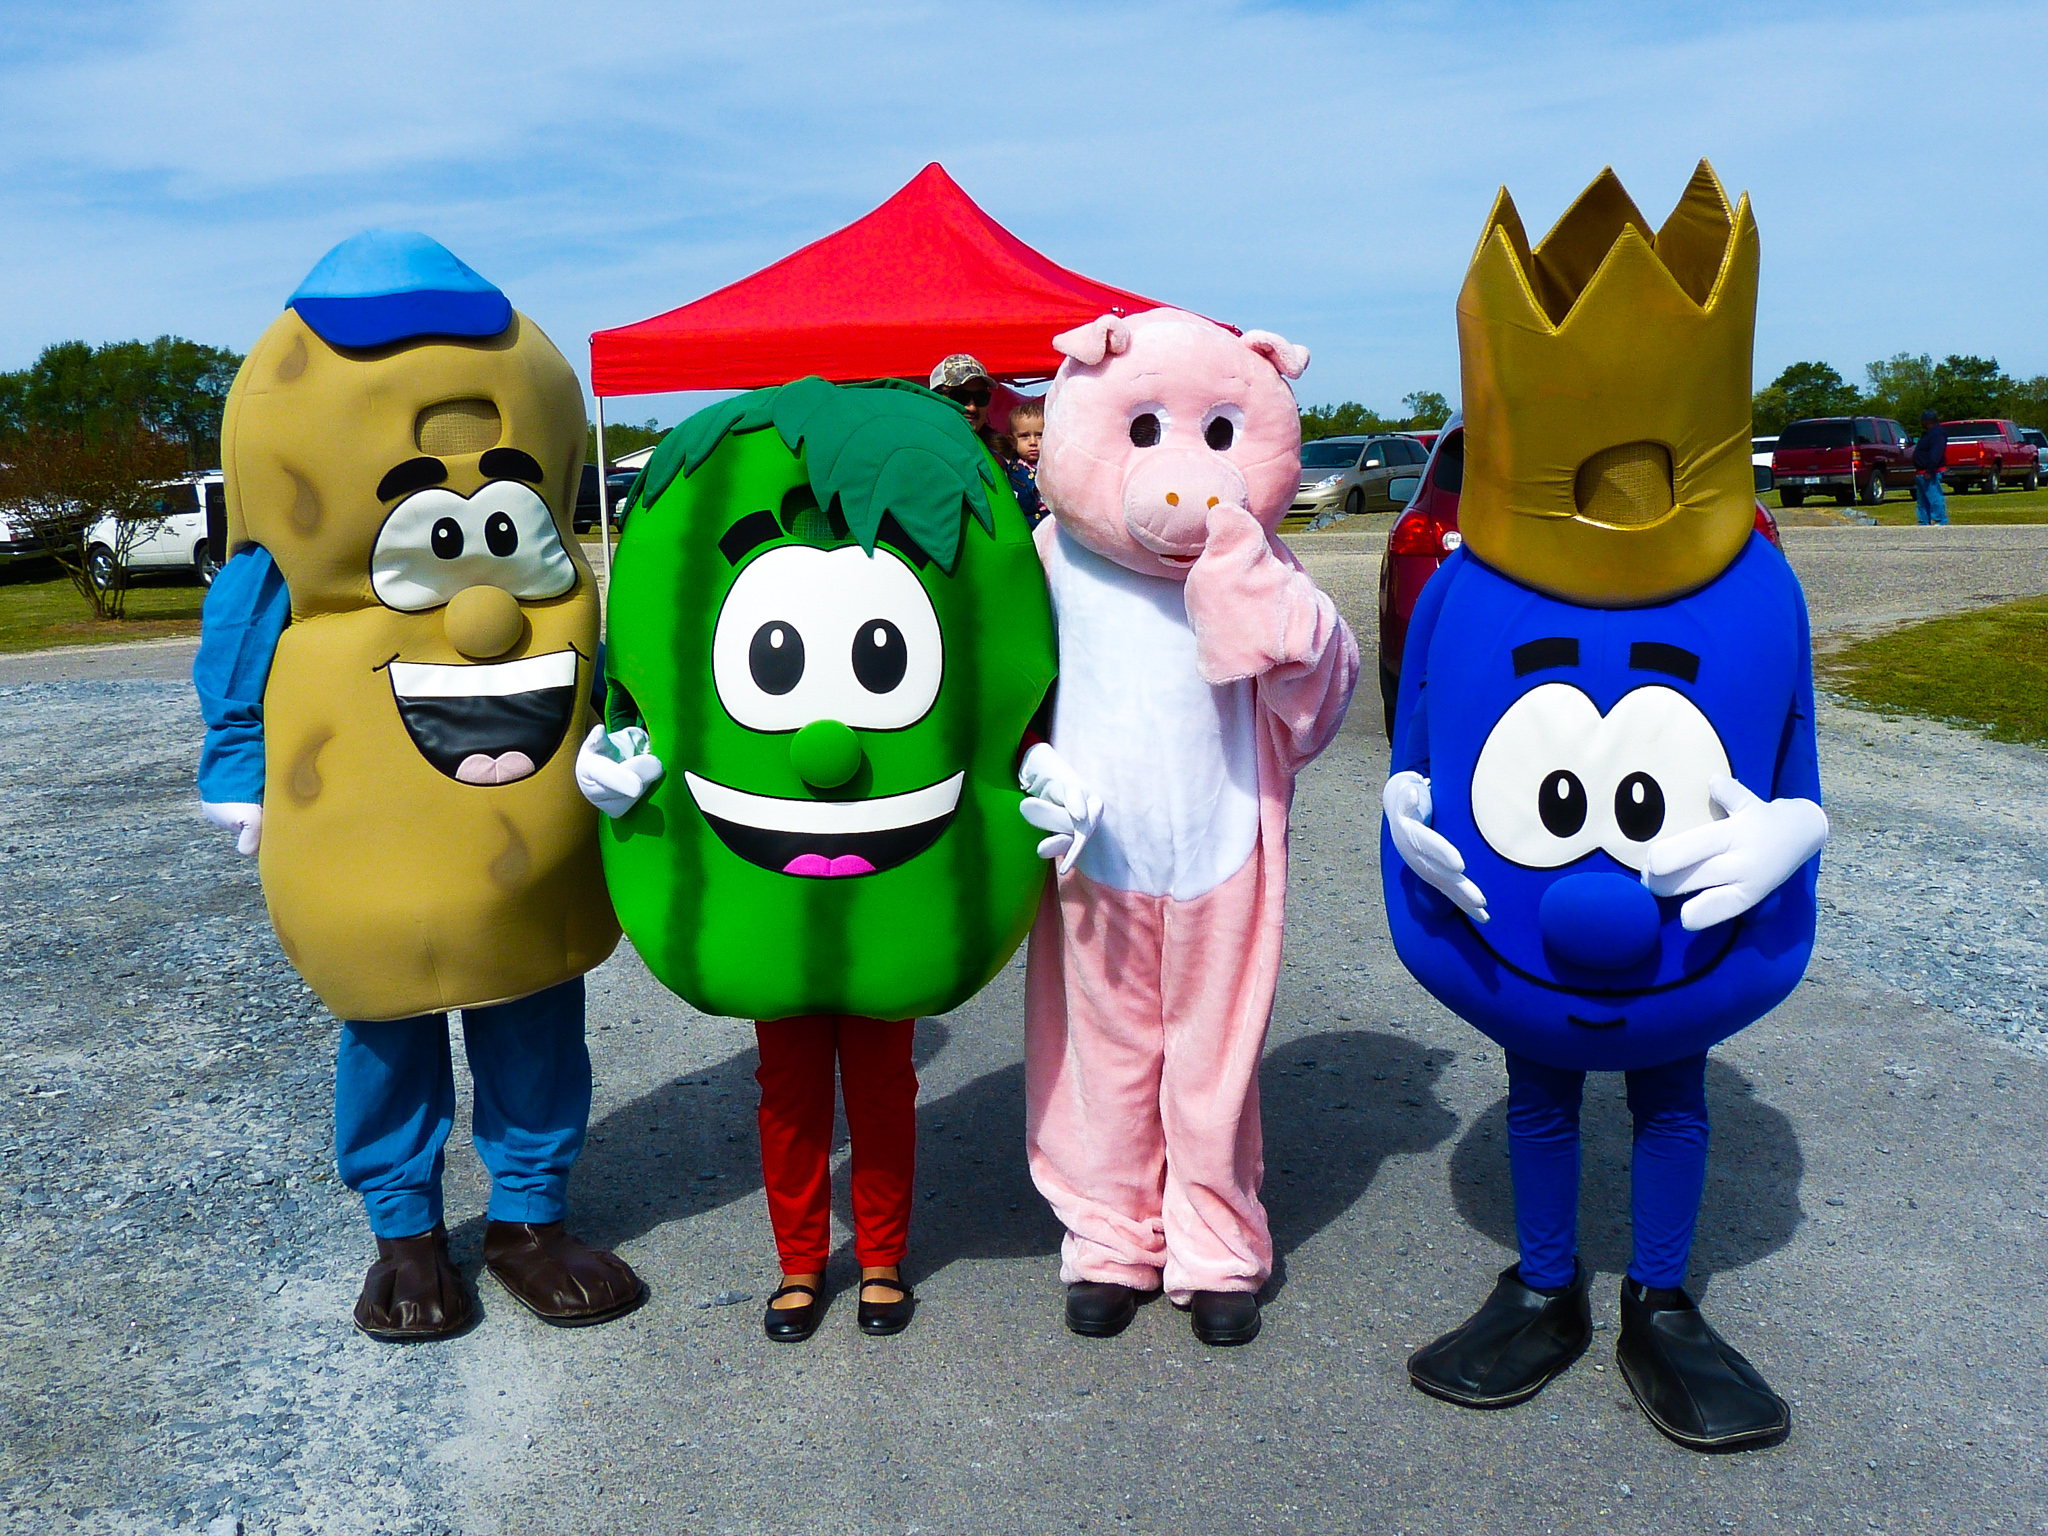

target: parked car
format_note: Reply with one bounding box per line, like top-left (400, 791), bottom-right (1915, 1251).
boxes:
top-left (1375, 419), bottom-right (1784, 736)
top-left (1751, 435), bottom-right (1778, 494)
top-left (574, 462), bottom-right (640, 532)
top-left (1287, 434), bottom-right (1429, 528)
top-left (0, 507), bottom-right (46, 567)
top-left (85, 471), bottom-right (224, 588)
top-left (1770, 416), bottom-right (1912, 507)
top-left (2018, 426), bottom-right (2048, 468)
top-left (1937, 418), bottom-right (2039, 493)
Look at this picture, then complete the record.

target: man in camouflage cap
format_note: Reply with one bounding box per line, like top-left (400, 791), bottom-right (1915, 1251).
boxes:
top-left (929, 353), bottom-right (994, 436)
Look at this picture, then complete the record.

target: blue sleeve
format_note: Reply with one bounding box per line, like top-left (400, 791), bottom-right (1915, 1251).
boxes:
top-left (1391, 548), bottom-right (1464, 776)
top-left (193, 545), bottom-right (290, 804)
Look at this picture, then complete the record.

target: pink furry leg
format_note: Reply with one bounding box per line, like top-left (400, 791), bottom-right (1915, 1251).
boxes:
top-left (1024, 874), bottom-right (1171, 1292)
top-left (1158, 851), bottom-right (1278, 1302)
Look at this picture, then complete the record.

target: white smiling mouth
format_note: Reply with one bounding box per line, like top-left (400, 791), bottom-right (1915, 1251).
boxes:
top-left (388, 650), bottom-right (578, 698)
top-left (682, 771), bottom-right (964, 834)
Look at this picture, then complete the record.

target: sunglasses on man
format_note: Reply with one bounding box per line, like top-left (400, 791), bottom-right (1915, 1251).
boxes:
top-left (942, 385), bottom-right (992, 407)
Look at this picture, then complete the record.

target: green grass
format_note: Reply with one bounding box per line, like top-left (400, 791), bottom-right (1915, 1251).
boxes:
top-left (1823, 594), bottom-right (2048, 747)
top-left (1765, 483), bottom-right (2048, 525)
top-left (0, 566), bottom-right (205, 652)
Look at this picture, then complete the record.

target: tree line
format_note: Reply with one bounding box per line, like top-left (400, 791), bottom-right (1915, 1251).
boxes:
top-left (1752, 354), bottom-right (2046, 436)
top-left (0, 337), bottom-right (244, 619)
top-left (1299, 390), bottom-right (1453, 442)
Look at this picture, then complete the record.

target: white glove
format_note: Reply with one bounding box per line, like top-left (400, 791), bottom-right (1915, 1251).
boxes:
top-left (1645, 775), bottom-right (1827, 932)
top-left (201, 801), bottom-right (263, 857)
top-left (1017, 742), bottom-right (1104, 876)
top-left (575, 724), bottom-right (664, 819)
top-left (1382, 770), bottom-right (1488, 924)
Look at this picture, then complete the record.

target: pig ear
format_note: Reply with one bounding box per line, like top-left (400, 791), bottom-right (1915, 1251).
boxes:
top-left (1242, 329), bottom-right (1310, 380)
top-left (1052, 315), bottom-right (1133, 367)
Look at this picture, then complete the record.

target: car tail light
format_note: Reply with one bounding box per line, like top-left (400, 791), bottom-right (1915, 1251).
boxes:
top-left (1389, 512), bottom-right (1459, 557)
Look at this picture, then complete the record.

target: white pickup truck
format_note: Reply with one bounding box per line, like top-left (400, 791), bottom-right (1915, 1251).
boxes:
top-left (85, 471), bottom-right (224, 588)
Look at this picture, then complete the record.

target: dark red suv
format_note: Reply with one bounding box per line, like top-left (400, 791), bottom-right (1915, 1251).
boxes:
top-left (1374, 419), bottom-right (1783, 737)
top-left (1771, 415), bottom-right (1914, 507)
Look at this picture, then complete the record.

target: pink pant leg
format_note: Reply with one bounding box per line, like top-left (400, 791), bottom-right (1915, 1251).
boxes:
top-left (1159, 850), bottom-right (1276, 1301)
top-left (1024, 874), bottom-right (1170, 1291)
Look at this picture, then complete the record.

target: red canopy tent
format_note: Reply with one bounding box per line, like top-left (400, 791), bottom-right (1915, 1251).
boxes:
top-left (589, 162), bottom-right (1176, 397)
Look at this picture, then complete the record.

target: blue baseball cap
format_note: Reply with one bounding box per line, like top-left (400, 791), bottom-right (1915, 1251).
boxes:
top-left (289, 230), bottom-right (513, 348)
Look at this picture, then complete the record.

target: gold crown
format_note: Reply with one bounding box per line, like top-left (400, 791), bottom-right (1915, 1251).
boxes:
top-left (1456, 161), bottom-right (1758, 606)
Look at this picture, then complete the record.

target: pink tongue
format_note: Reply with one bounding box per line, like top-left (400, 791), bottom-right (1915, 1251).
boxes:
top-left (782, 853), bottom-right (877, 878)
top-left (455, 751), bottom-right (537, 785)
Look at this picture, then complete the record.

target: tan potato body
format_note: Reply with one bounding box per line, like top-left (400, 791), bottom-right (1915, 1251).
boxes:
top-left (223, 308), bottom-right (619, 1021)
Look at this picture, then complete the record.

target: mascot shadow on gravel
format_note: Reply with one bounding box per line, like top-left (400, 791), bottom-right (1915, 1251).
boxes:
top-left (505, 1023), bottom-right (1454, 1287)
top-left (1446, 1056), bottom-right (1805, 1293)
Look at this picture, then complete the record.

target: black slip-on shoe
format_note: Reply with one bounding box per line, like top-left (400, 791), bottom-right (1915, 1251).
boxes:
top-left (1408, 1260), bottom-right (1592, 1408)
top-left (1189, 1290), bottom-right (1261, 1347)
top-left (1065, 1281), bottom-right (1141, 1338)
top-left (1616, 1279), bottom-right (1790, 1452)
top-left (856, 1276), bottom-right (915, 1337)
top-left (763, 1281), bottom-right (823, 1343)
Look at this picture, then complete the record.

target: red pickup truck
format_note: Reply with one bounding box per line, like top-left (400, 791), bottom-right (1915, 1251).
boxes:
top-left (1936, 419), bottom-right (2040, 493)
top-left (1770, 416), bottom-right (1914, 507)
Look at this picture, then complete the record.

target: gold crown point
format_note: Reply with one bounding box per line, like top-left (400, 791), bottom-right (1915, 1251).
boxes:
top-left (1455, 163), bottom-right (1760, 607)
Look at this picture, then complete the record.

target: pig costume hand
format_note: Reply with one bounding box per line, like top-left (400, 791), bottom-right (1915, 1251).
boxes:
top-left (1024, 308), bottom-right (1359, 1316)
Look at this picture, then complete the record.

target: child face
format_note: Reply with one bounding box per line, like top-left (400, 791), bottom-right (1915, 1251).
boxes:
top-left (1012, 420), bottom-right (1043, 466)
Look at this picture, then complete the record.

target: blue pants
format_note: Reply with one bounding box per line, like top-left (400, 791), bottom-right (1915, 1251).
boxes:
top-left (334, 977), bottom-right (591, 1240)
top-left (1504, 1050), bottom-right (1709, 1292)
top-left (1912, 471), bottom-right (1948, 525)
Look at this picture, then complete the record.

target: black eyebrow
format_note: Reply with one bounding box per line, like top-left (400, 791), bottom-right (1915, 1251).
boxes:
top-left (479, 447), bottom-right (545, 484)
top-left (1630, 641), bottom-right (1700, 682)
top-left (1512, 637), bottom-right (1579, 676)
top-left (719, 510), bottom-right (783, 566)
top-left (376, 457), bottom-right (447, 502)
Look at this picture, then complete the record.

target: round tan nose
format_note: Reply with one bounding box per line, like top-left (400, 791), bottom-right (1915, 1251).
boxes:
top-left (444, 585), bottom-right (525, 659)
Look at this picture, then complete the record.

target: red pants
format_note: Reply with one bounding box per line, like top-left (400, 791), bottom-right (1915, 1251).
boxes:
top-left (754, 1016), bottom-right (917, 1271)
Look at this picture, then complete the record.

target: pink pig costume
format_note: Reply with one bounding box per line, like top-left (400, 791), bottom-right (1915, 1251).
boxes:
top-left (1025, 308), bottom-right (1360, 1306)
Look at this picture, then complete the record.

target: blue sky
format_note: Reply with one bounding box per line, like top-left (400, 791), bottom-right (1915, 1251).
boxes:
top-left (3, 0), bottom-right (2042, 425)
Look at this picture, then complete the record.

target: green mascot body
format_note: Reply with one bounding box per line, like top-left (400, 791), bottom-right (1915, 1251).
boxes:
top-left (601, 378), bottom-right (1056, 1022)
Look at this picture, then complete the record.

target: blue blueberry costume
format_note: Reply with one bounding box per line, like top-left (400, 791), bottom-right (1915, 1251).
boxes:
top-left (193, 234), bottom-right (592, 1244)
top-left (1384, 532), bottom-right (1820, 1292)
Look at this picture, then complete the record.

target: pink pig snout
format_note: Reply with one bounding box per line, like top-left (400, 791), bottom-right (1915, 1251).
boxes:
top-left (1120, 447), bottom-right (1249, 563)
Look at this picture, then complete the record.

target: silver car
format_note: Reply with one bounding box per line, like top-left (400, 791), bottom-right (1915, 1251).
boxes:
top-left (1287, 434), bottom-right (1431, 526)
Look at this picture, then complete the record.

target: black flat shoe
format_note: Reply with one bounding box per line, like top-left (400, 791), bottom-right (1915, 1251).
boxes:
top-left (857, 1276), bottom-right (915, 1337)
top-left (1065, 1281), bottom-right (1140, 1338)
top-left (1408, 1260), bottom-right (1592, 1408)
top-left (1189, 1290), bottom-right (1261, 1347)
top-left (763, 1281), bottom-right (823, 1343)
top-left (1616, 1279), bottom-right (1789, 1452)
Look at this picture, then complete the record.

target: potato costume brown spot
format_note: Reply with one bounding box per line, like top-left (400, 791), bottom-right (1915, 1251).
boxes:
top-left (224, 305), bottom-right (618, 1021)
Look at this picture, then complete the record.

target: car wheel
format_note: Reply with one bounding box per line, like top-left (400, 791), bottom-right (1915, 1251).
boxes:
top-left (194, 539), bottom-right (220, 587)
top-left (1981, 467), bottom-right (1999, 493)
top-left (1861, 468), bottom-right (1886, 505)
top-left (2025, 465), bottom-right (2040, 492)
top-left (1780, 489), bottom-right (1806, 508)
top-left (86, 544), bottom-right (122, 591)
top-left (1345, 489), bottom-right (1362, 518)
top-left (1380, 661), bottom-right (1399, 741)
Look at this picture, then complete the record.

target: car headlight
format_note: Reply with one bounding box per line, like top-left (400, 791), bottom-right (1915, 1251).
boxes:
top-left (1313, 474), bottom-right (1342, 490)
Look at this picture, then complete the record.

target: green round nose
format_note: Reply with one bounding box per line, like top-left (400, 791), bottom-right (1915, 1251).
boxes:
top-left (790, 719), bottom-right (863, 789)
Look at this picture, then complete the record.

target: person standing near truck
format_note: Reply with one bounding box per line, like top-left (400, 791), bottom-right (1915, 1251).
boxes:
top-left (1912, 408), bottom-right (1949, 525)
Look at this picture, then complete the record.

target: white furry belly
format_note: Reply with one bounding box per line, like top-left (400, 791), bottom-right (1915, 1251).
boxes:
top-left (1045, 528), bottom-right (1260, 900)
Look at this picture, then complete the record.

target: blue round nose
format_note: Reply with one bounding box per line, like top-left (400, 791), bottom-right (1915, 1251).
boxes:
top-left (1539, 873), bottom-right (1661, 970)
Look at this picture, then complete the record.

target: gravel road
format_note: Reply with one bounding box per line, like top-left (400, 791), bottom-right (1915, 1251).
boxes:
top-left (2, 527), bottom-right (2044, 1534)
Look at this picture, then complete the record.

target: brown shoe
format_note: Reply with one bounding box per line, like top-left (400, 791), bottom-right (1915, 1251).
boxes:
top-left (353, 1224), bottom-right (474, 1343)
top-left (482, 1220), bottom-right (647, 1327)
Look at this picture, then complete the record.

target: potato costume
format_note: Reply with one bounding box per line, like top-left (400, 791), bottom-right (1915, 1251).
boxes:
top-left (194, 231), bottom-right (642, 1341)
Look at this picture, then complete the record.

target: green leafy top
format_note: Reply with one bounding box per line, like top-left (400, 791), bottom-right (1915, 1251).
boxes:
top-left (627, 377), bottom-right (998, 572)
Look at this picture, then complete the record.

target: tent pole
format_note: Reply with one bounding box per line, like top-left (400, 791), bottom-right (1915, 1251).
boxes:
top-left (594, 391), bottom-right (611, 621)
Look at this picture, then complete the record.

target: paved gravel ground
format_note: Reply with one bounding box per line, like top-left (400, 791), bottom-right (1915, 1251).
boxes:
top-left (2, 528), bottom-right (2044, 1534)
